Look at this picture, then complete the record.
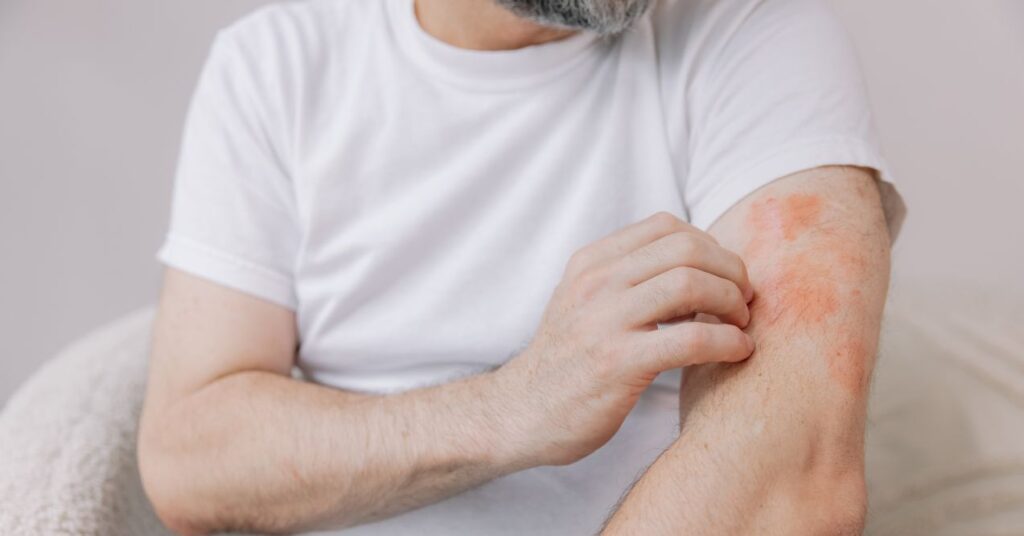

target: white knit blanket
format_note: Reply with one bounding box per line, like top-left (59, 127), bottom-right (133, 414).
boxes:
top-left (1, 282), bottom-right (1022, 535)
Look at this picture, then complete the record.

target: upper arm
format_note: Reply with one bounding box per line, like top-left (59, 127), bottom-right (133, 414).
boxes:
top-left (142, 268), bottom-right (298, 415)
top-left (674, 0), bottom-right (904, 234)
top-left (671, 0), bottom-right (904, 396)
top-left (144, 29), bottom-right (302, 413)
top-left (708, 165), bottom-right (891, 394)
top-left (708, 165), bottom-right (890, 267)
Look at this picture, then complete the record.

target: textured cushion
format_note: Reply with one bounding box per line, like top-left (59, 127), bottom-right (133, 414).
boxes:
top-left (0, 308), bottom-right (170, 536)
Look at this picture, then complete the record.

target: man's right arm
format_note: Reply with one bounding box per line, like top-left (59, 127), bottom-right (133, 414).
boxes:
top-left (139, 214), bottom-right (755, 534)
top-left (139, 269), bottom-right (526, 534)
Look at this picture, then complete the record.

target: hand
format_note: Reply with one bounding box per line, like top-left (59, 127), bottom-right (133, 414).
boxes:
top-left (495, 212), bottom-right (755, 467)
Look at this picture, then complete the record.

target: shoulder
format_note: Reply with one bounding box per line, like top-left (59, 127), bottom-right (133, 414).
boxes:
top-left (650, 0), bottom-right (843, 32)
top-left (221, 0), bottom-right (378, 40)
top-left (650, 0), bottom-right (849, 64)
top-left (212, 0), bottom-right (383, 66)
top-left (198, 0), bottom-right (385, 104)
top-left (650, 0), bottom-right (858, 111)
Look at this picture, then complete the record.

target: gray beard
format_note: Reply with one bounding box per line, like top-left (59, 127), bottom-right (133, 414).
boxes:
top-left (493, 0), bottom-right (653, 35)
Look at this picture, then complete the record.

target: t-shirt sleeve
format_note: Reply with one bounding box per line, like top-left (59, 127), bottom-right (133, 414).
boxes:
top-left (157, 31), bottom-right (300, 309)
top-left (681, 0), bottom-right (906, 235)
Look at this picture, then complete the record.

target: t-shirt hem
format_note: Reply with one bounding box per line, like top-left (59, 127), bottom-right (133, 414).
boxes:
top-left (688, 137), bottom-right (904, 235)
top-left (156, 234), bottom-right (298, 310)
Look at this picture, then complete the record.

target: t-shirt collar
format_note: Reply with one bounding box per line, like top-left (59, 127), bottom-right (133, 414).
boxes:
top-left (387, 0), bottom-right (603, 91)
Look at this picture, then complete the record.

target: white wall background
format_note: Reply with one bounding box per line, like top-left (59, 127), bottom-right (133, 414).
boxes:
top-left (1, 0), bottom-right (1022, 403)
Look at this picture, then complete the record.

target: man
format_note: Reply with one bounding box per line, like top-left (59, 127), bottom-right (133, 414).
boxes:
top-left (138, 0), bottom-right (905, 533)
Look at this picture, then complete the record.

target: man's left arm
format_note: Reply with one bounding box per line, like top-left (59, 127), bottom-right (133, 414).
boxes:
top-left (603, 165), bottom-right (892, 534)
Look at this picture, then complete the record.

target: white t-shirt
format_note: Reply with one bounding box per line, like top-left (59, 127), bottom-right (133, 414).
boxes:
top-left (158, 0), bottom-right (904, 533)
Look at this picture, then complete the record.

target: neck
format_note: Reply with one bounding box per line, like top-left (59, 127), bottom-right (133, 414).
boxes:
top-left (414, 0), bottom-right (577, 51)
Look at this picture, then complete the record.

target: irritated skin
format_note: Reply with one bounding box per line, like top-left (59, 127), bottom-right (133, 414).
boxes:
top-left (139, 165), bottom-right (885, 535)
top-left (603, 166), bottom-right (891, 535)
top-left (743, 187), bottom-right (880, 394)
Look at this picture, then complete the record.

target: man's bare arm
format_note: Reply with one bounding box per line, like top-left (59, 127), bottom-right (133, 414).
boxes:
top-left (138, 270), bottom-right (525, 535)
top-left (603, 166), bottom-right (891, 534)
top-left (139, 213), bottom-right (757, 534)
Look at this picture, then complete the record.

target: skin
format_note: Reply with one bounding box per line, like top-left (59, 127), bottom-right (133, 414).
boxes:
top-left (140, 213), bottom-right (754, 533)
top-left (602, 166), bottom-right (890, 534)
top-left (140, 1), bottom-right (891, 533)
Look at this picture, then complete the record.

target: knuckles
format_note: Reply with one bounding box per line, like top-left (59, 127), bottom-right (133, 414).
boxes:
top-left (648, 211), bottom-right (682, 233)
top-left (678, 323), bottom-right (710, 355)
top-left (666, 231), bottom-right (702, 265)
top-left (568, 265), bottom-right (612, 303)
top-left (652, 326), bottom-right (705, 366)
top-left (565, 249), bottom-right (593, 277)
top-left (666, 267), bottom-right (698, 299)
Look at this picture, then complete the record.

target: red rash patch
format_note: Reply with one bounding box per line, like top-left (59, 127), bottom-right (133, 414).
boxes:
top-left (749, 251), bottom-right (840, 328)
top-left (747, 194), bottom-right (825, 243)
top-left (745, 193), bottom-right (838, 327)
top-left (744, 193), bottom-right (876, 394)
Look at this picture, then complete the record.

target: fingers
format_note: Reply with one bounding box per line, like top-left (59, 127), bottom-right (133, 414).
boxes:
top-left (566, 212), bottom-right (713, 276)
top-left (624, 267), bottom-right (751, 328)
top-left (615, 231), bottom-right (753, 300)
top-left (636, 322), bottom-right (755, 373)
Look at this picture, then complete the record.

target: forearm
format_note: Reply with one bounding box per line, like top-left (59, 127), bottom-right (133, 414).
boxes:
top-left (142, 211), bottom-right (763, 536)
top-left (605, 168), bottom-right (890, 534)
top-left (605, 312), bottom-right (878, 536)
top-left (139, 368), bottom-right (522, 534)
top-left (603, 411), bottom-right (868, 536)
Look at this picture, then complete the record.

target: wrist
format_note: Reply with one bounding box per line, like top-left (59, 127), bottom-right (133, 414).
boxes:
top-left (474, 361), bottom-right (546, 472)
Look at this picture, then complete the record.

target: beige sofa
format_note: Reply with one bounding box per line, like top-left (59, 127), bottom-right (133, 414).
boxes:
top-left (1, 280), bottom-right (1022, 535)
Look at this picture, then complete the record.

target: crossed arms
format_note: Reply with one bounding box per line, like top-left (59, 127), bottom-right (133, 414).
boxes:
top-left (138, 165), bottom-right (890, 534)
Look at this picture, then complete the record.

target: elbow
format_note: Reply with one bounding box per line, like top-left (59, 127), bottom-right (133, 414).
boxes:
top-left (150, 503), bottom-right (206, 536)
top-left (818, 481), bottom-right (866, 535)
top-left (814, 485), bottom-right (866, 536)
top-left (771, 473), bottom-right (866, 535)
top-left (794, 417), bottom-right (869, 533)
top-left (798, 464), bottom-right (867, 536)
top-left (767, 433), bottom-right (868, 535)
top-left (137, 415), bottom-right (209, 536)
